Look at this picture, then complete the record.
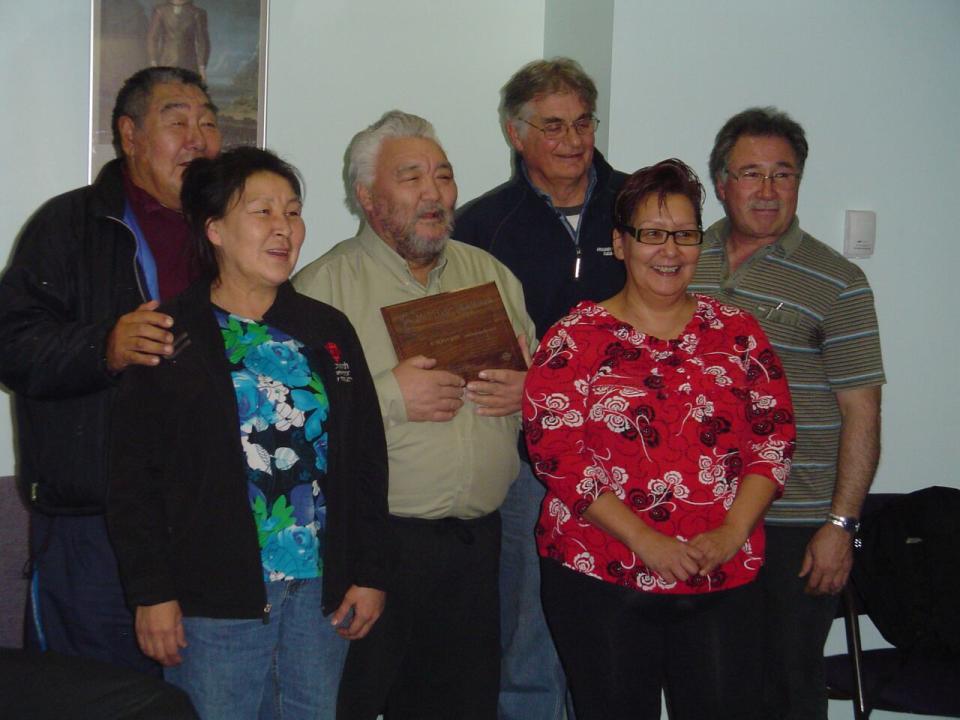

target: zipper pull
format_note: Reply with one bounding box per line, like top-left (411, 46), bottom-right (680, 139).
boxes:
top-left (574, 246), bottom-right (582, 279)
top-left (262, 602), bottom-right (272, 624)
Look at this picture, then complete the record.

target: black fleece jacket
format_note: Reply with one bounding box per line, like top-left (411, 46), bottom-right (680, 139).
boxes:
top-left (456, 150), bottom-right (627, 339)
top-left (0, 159), bottom-right (145, 514)
top-left (107, 281), bottom-right (393, 618)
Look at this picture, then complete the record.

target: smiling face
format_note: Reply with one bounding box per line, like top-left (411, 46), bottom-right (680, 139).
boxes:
top-left (207, 171), bottom-right (305, 293)
top-left (613, 193), bottom-right (701, 304)
top-left (717, 135), bottom-right (800, 245)
top-left (507, 91), bottom-right (595, 200)
top-left (119, 81), bottom-right (221, 209)
top-left (357, 136), bottom-right (457, 266)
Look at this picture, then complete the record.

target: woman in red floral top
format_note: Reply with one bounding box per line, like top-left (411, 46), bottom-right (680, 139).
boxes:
top-left (523, 159), bottom-right (795, 720)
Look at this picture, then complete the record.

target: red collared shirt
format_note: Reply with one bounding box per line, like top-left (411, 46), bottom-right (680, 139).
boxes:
top-left (524, 298), bottom-right (795, 594)
top-left (123, 169), bottom-right (196, 301)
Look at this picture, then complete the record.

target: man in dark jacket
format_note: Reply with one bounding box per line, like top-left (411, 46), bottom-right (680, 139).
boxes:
top-left (0, 66), bottom-right (221, 672)
top-left (455, 57), bottom-right (627, 720)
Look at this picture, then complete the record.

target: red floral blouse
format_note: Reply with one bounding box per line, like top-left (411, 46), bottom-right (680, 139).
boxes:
top-left (524, 298), bottom-right (795, 594)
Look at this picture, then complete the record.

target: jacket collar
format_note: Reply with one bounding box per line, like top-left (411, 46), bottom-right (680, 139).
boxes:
top-left (511, 148), bottom-right (614, 199)
top-left (88, 158), bottom-right (131, 219)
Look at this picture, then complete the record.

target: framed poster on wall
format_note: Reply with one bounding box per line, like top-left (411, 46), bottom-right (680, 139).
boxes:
top-left (89, 0), bottom-right (269, 181)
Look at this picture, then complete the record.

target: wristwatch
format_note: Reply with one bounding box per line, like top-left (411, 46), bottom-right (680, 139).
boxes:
top-left (826, 512), bottom-right (860, 534)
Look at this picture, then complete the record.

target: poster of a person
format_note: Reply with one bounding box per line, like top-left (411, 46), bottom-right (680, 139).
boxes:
top-left (91, 0), bottom-right (267, 180)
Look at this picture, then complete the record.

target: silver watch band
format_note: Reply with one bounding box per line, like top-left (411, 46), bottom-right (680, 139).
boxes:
top-left (826, 512), bottom-right (860, 534)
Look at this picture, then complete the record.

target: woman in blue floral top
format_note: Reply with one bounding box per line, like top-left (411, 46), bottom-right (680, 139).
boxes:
top-left (108, 147), bottom-right (392, 720)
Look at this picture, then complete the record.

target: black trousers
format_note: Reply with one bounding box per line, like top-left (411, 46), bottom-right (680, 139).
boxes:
top-left (338, 512), bottom-right (501, 720)
top-left (25, 514), bottom-right (159, 675)
top-left (540, 558), bottom-right (765, 720)
top-left (758, 525), bottom-right (840, 720)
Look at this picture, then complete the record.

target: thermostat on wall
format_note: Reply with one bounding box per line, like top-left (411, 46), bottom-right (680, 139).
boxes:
top-left (844, 210), bottom-right (876, 258)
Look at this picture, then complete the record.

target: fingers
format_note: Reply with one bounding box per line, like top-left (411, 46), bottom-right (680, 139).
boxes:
top-left (404, 355), bottom-right (438, 370)
top-left (801, 526), bottom-right (854, 595)
top-left (689, 527), bottom-right (743, 575)
top-left (135, 602), bottom-right (185, 666)
top-left (337, 606), bottom-right (377, 640)
top-left (467, 368), bottom-right (525, 416)
top-left (646, 538), bottom-right (703, 583)
top-left (334, 587), bottom-right (385, 640)
top-left (394, 357), bottom-right (466, 422)
top-left (106, 305), bottom-right (176, 373)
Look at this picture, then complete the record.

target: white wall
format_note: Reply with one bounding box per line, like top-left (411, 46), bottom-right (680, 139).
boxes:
top-left (544, 0), bottom-right (614, 154)
top-left (606, 2), bottom-right (960, 718)
top-left (0, 1), bottom-right (92, 477)
top-left (608, 0), bottom-right (960, 512)
top-left (0, 0), bottom-right (545, 476)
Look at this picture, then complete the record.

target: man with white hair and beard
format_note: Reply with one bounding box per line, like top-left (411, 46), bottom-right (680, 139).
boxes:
top-left (294, 110), bottom-right (535, 720)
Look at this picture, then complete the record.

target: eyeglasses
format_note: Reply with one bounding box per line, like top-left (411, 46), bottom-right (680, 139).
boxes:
top-left (521, 116), bottom-right (599, 141)
top-left (617, 224), bottom-right (704, 246)
top-left (725, 168), bottom-right (801, 190)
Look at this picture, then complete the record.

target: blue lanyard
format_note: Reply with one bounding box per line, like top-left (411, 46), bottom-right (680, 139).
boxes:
top-left (123, 201), bottom-right (160, 302)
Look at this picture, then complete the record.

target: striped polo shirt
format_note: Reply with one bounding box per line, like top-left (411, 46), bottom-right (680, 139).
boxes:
top-left (690, 216), bottom-right (884, 525)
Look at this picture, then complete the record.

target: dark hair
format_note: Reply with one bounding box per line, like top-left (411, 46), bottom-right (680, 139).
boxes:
top-left (614, 159), bottom-right (705, 229)
top-left (181, 146), bottom-right (304, 280)
top-left (501, 57), bottom-right (598, 126)
top-left (111, 66), bottom-right (216, 158)
top-left (708, 107), bottom-right (808, 196)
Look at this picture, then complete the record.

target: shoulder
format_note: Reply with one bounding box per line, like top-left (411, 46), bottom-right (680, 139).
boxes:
top-left (593, 151), bottom-right (628, 194)
top-left (445, 239), bottom-right (524, 287)
top-left (531, 302), bottom-right (613, 368)
top-left (694, 293), bottom-right (762, 330)
top-left (456, 177), bottom-right (527, 244)
top-left (458, 178), bottom-right (521, 217)
top-left (793, 230), bottom-right (872, 286)
top-left (293, 236), bottom-right (364, 286)
top-left (288, 288), bottom-right (353, 331)
top-left (22, 183), bottom-right (99, 233)
top-left (542, 301), bottom-right (610, 341)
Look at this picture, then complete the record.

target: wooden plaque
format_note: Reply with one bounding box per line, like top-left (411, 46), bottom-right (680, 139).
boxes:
top-left (380, 282), bottom-right (525, 381)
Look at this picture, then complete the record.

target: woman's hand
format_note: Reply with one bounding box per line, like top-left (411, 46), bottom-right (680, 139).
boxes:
top-left (135, 600), bottom-right (186, 666)
top-left (634, 533), bottom-right (705, 584)
top-left (688, 524), bottom-right (747, 576)
top-left (331, 585), bottom-right (386, 640)
top-left (689, 473), bottom-right (778, 576)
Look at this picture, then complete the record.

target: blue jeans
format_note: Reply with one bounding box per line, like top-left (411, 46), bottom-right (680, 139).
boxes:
top-left (165, 578), bottom-right (347, 720)
top-left (498, 461), bottom-right (570, 720)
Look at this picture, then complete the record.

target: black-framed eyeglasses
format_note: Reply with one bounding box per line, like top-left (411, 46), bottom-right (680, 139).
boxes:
top-left (725, 168), bottom-right (801, 190)
top-left (521, 115), bottom-right (599, 141)
top-left (617, 224), bottom-right (704, 246)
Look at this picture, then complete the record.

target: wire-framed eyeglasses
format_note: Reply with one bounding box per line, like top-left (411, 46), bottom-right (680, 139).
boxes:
top-left (521, 116), bottom-right (599, 141)
top-left (725, 168), bottom-right (801, 190)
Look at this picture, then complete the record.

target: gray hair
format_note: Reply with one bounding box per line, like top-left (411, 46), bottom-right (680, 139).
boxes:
top-left (111, 66), bottom-right (215, 158)
top-left (343, 110), bottom-right (440, 215)
top-left (500, 57), bottom-right (598, 137)
top-left (708, 107), bottom-right (809, 197)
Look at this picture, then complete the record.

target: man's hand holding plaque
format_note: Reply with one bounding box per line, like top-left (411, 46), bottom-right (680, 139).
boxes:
top-left (382, 282), bottom-right (530, 421)
top-left (392, 355), bottom-right (465, 423)
top-left (466, 333), bottom-right (531, 417)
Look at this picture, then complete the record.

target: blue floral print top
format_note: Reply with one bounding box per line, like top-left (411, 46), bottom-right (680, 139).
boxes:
top-left (215, 309), bottom-right (330, 582)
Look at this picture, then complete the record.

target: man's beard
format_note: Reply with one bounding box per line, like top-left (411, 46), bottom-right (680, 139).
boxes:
top-left (376, 200), bottom-right (454, 264)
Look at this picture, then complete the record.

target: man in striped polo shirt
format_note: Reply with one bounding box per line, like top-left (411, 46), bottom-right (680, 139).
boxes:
top-left (690, 107), bottom-right (884, 720)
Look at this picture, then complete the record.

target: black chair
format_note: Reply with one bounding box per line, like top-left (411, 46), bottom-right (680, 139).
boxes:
top-left (825, 488), bottom-right (960, 718)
